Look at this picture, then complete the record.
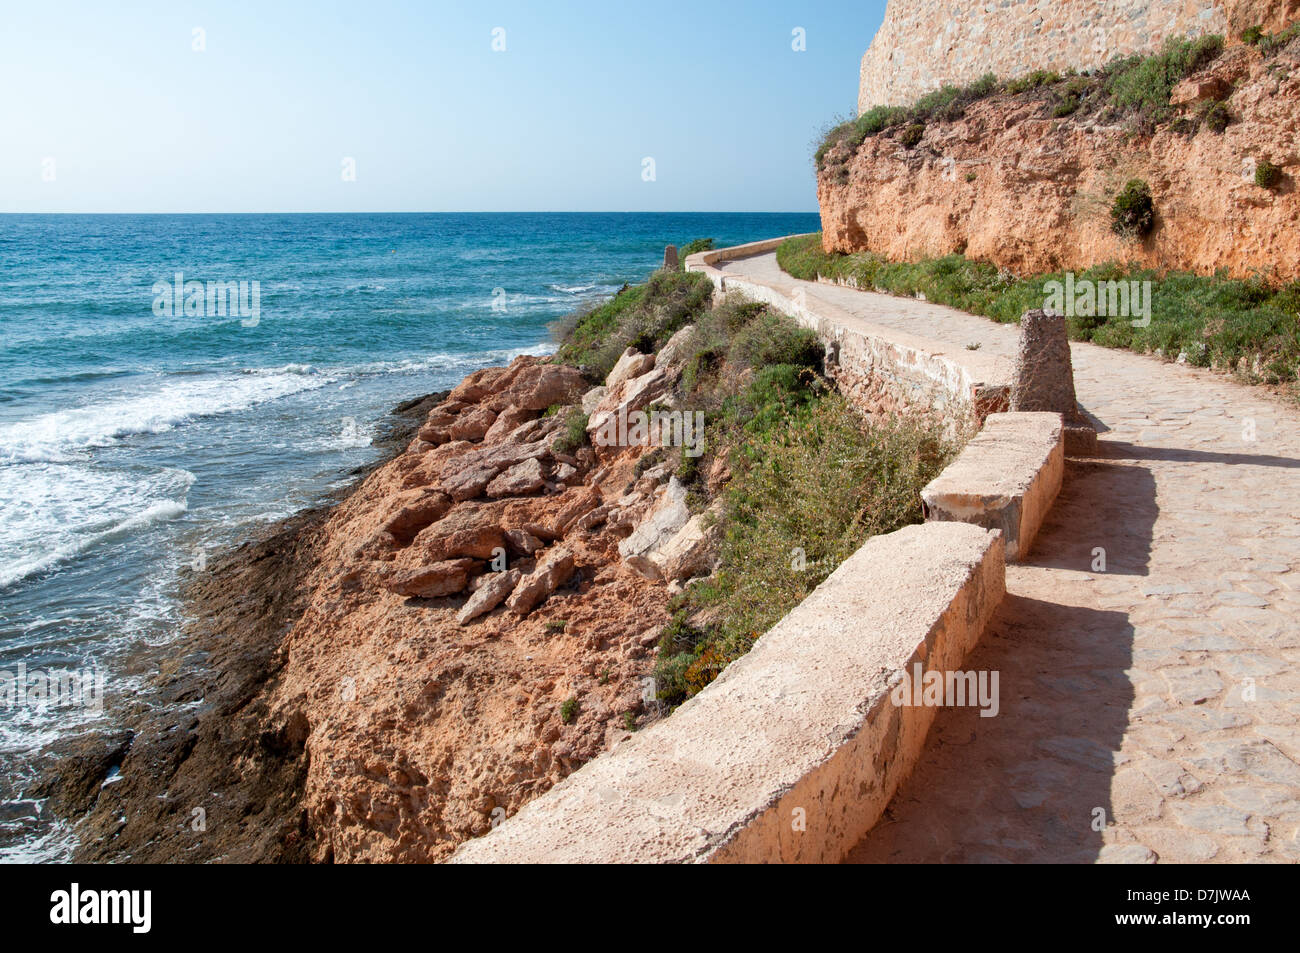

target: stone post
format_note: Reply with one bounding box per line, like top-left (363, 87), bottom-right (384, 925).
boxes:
top-left (1010, 309), bottom-right (1097, 456)
top-left (663, 245), bottom-right (679, 270)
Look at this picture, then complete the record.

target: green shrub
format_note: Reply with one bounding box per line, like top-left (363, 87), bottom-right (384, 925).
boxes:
top-left (913, 84), bottom-right (966, 122)
top-left (1053, 93), bottom-right (1082, 117)
top-left (682, 345), bottom-right (723, 393)
top-left (726, 310), bottom-right (823, 372)
top-left (966, 72), bottom-right (999, 98)
top-left (679, 237), bottom-right (715, 258)
top-left (814, 72), bottom-right (999, 169)
top-left (560, 696), bottom-right (578, 724)
top-left (815, 33), bottom-right (1229, 175)
top-left (554, 408), bottom-right (589, 453)
top-left (723, 364), bottom-right (825, 434)
top-left (653, 399), bottom-right (954, 704)
top-left (813, 120), bottom-right (850, 170)
top-left (1255, 160), bottom-right (1283, 190)
top-left (555, 268), bottom-right (711, 379)
top-left (1104, 34), bottom-right (1223, 123)
top-left (1259, 22), bottom-right (1300, 55)
top-left (1201, 100), bottom-right (1231, 133)
top-left (1005, 69), bottom-right (1061, 94)
top-left (1110, 179), bottom-right (1156, 238)
top-left (856, 105), bottom-right (909, 140)
top-left (899, 123), bottom-right (925, 147)
top-left (775, 233), bottom-right (1300, 388)
top-left (1241, 25), bottom-right (1264, 45)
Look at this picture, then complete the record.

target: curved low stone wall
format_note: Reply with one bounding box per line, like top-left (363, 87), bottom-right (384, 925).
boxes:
top-left (448, 239), bottom-right (1067, 863)
top-left (690, 236), bottom-right (1010, 425)
top-left (451, 521), bottom-right (1004, 863)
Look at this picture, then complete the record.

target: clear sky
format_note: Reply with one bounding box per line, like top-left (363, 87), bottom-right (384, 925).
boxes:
top-left (0, 0), bottom-right (886, 213)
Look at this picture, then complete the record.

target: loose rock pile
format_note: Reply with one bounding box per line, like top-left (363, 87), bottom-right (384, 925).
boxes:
top-left (258, 349), bottom-right (722, 861)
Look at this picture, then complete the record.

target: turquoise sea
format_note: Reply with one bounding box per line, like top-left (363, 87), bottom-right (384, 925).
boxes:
top-left (0, 211), bottom-right (819, 860)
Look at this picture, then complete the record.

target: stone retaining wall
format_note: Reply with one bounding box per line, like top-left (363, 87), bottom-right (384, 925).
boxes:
top-left (689, 237), bottom-right (1010, 425)
top-left (447, 239), bottom-right (1070, 864)
top-left (451, 522), bottom-right (1005, 863)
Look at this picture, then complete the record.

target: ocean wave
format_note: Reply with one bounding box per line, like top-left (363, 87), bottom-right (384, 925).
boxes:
top-left (335, 342), bottom-right (556, 379)
top-left (0, 370), bottom-right (334, 464)
top-left (0, 488), bottom-right (190, 591)
top-left (246, 363), bottom-right (319, 376)
top-left (547, 282), bottom-right (621, 296)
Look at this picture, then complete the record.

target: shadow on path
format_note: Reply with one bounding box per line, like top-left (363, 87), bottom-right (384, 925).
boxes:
top-left (1105, 440), bottom-right (1300, 470)
top-left (847, 456), bottom-right (1154, 862)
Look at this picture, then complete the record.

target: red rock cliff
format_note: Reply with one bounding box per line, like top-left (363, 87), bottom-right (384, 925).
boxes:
top-left (823, 42), bottom-right (1300, 281)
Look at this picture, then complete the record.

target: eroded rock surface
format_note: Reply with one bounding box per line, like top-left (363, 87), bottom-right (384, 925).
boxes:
top-left (821, 42), bottom-right (1300, 281)
top-left (61, 350), bottom-right (722, 864)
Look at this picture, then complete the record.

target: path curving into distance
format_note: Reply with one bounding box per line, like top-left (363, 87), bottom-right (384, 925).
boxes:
top-left (720, 252), bottom-right (1300, 864)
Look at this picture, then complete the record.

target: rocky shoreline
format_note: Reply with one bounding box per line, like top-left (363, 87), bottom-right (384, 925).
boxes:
top-left (31, 390), bottom-right (443, 862)
top-left (42, 340), bottom-right (714, 862)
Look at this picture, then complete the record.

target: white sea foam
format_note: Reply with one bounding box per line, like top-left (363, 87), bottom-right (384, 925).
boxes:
top-left (338, 343), bottom-right (555, 378)
top-left (0, 369), bottom-right (334, 464)
top-left (0, 465), bottom-right (194, 590)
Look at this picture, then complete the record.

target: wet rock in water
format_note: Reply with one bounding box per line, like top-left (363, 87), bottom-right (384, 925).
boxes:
top-left (26, 730), bottom-right (135, 816)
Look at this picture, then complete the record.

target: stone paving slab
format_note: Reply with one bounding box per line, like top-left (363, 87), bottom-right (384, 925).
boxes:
top-left (721, 252), bottom-right (1300, 864)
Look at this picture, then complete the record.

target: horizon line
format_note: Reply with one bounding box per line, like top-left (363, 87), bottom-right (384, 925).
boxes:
top-left (0, 209), bottom-right (822, 216)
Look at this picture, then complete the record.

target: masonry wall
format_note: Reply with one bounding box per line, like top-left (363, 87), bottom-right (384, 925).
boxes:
top-left (857, 0), bottom-right (1297, 111)
top-left (690, 239), bottom-right (1011, 426)
top-left (446, 241), bottom-right (1070, 864)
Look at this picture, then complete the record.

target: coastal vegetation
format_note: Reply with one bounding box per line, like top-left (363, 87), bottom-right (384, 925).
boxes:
top-left (776, 233), bottom-right (1300, 387)
top-left (814, 32), bottom-right (1269, 178)
top-left (678, 237), bottom-right (715, 259)
top-left (1110, 179), bottom-right (1155, 238)
top-left (654, 395), bottom-right (950, 705)
top-left (554, 269), bottom-right (712, 381)
top-left (1256, 159), bottom-right (1283, 190)
top-left (553, 259), bottom-right (954, 706)
top-left (1241, 20), bottom-right (1300, 54)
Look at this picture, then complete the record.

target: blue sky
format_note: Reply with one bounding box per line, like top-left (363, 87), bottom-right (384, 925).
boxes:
top-left (0, 0), bottom-right (886, 213)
